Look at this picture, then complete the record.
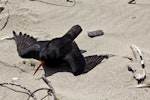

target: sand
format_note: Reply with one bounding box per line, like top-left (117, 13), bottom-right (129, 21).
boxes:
top-left (0, 0), bottom-right (150, 100)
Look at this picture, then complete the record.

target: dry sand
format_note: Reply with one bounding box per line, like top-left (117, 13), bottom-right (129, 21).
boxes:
top-left (0, 0), bottom-right (150, 100)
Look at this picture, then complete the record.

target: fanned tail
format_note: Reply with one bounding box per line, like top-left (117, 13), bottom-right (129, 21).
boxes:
top-left (62, 25), bottom-right (82, 42)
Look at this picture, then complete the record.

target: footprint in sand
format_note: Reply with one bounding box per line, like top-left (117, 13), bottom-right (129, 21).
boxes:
top-left (15, 19), bottom-right (29, 30)
top-left (14, 59), bottom-right (40, 73)
top-left (14, 10), bottom-right (43, 32)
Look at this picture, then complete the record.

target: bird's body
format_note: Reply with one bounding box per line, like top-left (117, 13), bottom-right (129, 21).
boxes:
top-left (13, 25), bottom-right (86, 75)
top-left (13, 25), bottom-right (107, 76)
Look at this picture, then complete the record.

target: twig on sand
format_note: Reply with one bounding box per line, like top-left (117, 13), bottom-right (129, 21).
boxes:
top-left (42, 75), bottom-right (57, 100)
top-left (66, 0), bottom-right (73, 3)
top-left (128, 0), bottom-right (136, 4)
top-left (28, 75), bottom-right (58, 100)
top-left (128, 44), bottom-right (146, 85)
top-left (30, 0), bottom-right (76, 7)
top-left (0, 59), bottom-right (27, 73)
top-left (0, 76), bottom-right (57, 100)
top-left (0, 0), bottom-right (10, 31)
top-left (135, 83), bottom-right (150, 88)
top-left (0, 36), bottom-right (13, 41)
top-left (0, 83), bottom-right (37, 100)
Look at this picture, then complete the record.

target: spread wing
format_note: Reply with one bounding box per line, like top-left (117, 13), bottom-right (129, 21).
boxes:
top-left (84, 55), bottom-right (109, 72)
top-left (13, 31), bottom-right (48, 60)
top-left (64, 42), bottom-right (86, 76)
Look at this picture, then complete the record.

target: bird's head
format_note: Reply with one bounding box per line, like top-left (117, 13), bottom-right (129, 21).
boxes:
top-left (40, 46), bottom-right (57, 61)
top-left (33, 48), bottom-right (51, 75)
top-left (33, 42), bottom-right (57, 75)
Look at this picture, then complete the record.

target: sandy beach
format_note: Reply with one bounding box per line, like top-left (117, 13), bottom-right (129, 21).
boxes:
top-left (0, 0), bottom-right (150, 100)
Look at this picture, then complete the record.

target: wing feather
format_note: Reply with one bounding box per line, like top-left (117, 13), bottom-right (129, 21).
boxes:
top-left (84, 55), bottom-right (108, 72)
top-left (64, 42), bottom-right (86, 76)
top-left (13, 31), bottom-right (46, 60)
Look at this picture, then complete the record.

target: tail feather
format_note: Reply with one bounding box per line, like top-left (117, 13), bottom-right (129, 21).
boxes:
top-left (62, 25), bottom-right (82, 42)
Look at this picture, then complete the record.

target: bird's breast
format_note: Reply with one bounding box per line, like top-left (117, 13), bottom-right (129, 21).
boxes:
top-left (44, 58), bottom-right (65, 67)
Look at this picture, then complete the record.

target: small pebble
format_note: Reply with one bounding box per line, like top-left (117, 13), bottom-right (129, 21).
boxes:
top-left (80, 50), bottom-right (86, 53)
top-left (22, 60), bottom-right (26, 64)
top-left (12, 77), bottom-right (19, 82)
top-left (88, 30), bottom-right (104, 38)
top-left (0, 7), bottom-right (4, 13)
top-left (30, 62), bottom-right (36, 67)
top-left (66, 0), bottom-right (73, 3)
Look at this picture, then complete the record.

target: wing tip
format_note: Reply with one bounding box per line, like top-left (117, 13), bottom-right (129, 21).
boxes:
top-left (13, 31), bottom-right (17, 37)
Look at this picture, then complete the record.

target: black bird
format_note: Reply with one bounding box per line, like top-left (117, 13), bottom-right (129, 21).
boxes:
top-left (13, 25), bottom-right (109, 76)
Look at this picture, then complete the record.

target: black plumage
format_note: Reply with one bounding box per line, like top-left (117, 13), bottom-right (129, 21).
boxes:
top-left (13, 25), bottom-right (108, 76)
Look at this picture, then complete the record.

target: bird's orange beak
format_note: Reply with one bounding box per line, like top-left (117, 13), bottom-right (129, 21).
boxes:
top-left (33, 61), bottom-right (44, 75)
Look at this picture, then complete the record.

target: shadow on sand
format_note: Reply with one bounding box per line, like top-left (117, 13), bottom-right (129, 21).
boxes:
top-left (43, 54), bottom-right (115, 77)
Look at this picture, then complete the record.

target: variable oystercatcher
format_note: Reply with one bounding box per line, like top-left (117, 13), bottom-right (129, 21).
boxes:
top-left (13, 25), bottom-right (109, 76)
